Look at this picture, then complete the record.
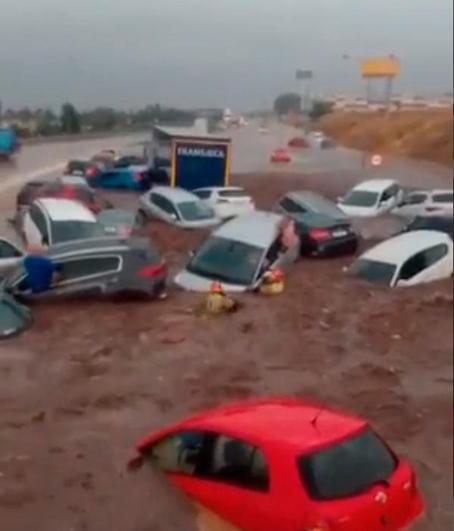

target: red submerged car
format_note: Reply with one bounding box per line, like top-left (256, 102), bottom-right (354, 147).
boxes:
top-left (288, 137), bottom-right (309, 149)
top-left (131, 398), bottom-right (424, 531)
top-left (270, 148), bottom-right (292, 163)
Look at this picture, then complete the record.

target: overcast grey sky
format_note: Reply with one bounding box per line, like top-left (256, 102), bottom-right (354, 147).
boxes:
top-left (0, 0), bottom-right (452, 110)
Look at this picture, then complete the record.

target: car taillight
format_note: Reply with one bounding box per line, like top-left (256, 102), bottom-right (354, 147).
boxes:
top-left (138, 262), bottom-right (166, 278)
top-left (133, 171), bottom-right (146, 182)
top-left (309, 228), bottom-right (331, 241)
top-left (85, 166), bottom-right (98, 178)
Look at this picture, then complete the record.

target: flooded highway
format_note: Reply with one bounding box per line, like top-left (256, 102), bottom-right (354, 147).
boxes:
top-left (0, 126), bottom-right (452, 531)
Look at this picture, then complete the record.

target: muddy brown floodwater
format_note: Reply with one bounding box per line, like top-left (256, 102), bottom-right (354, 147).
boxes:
top-left (0, 173), bottom-right (452, 531)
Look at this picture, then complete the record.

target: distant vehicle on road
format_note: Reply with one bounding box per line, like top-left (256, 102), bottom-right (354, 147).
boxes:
top-left (20, 198), bottom-right (106, 247)
top-left (0, 127), bottom-right (20, 159)
top-left (319, 137), bottom-right (336, 149)
top-left (137, 186), bottom-right (220, 229)
top-left (131, 397), bottom-right (424, 531)
top-left (338, 179), bottom-right (403, 217)
top-left (5, 237), bottom-right (167, 301)
top-left (15, 180), bottom-right (112, 215)
top-left (399, 215), bottom-right (453, 238)
top-left (349, 230), bottom-right (453, 287)
top-left (175, 211), bottom-right (296, 292)
top-left (275, 191), bottom-right (358, 256)
top-left (193, 186), bottom-right (255, 220)
top-left (270, 148), bottom-right (291, 163)
top-left (288, 137), bottom-right (309, 148)
top-left (392, 189), bottom-right (453, 218)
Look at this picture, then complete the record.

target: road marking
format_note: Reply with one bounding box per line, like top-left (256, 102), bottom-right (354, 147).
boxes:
top-left (0, 161), bottom-right (66, 194)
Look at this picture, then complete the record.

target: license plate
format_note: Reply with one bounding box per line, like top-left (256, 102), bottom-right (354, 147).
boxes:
top-left (332, 229), bottom-right (348, 238)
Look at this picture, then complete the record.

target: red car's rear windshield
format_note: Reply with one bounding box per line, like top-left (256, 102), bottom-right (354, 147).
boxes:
top-left (298, 428), bottom-right (397, 500)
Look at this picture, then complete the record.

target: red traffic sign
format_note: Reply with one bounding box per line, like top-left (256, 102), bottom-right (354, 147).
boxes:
top-left (371, 154), bottom-right (383, 167)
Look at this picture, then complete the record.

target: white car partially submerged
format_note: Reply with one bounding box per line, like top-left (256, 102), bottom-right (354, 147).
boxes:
top-left (349, 230), bottom-right (453, 288)
top-left (137, 186), bottom-right (220, 229)
top-left (193, 186), bottom-right (255, 220)
top-left (392, 189), bottom-right (453, 219)
top-left (22, 198), bottom-right (105, 247)
top-left (175, 211), bottom-right (297, 292)
top-left (338, 179), bottom-right (403, 218)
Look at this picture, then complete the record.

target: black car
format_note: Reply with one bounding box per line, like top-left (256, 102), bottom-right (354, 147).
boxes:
top-left (64, 159), bottom-right (91, 176)
top-left (6, 237), bottom-right (167, 301)
top-left (275, 191), bottom-right (358, 257)
top-left (400, 216), bottom-right (453, 238)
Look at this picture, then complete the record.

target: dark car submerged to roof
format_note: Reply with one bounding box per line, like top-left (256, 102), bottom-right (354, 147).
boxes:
top-left (6, 237), bottom-right (167, 301)
top-left (275, 191), bottom-right (358, 257)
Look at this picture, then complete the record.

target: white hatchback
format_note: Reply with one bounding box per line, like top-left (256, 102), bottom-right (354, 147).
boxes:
top-left (349, 230), bottom-right (453, 287)
top-left (193, 187), bottom-right (255, 220)
top-left (392, 189), bottom-right (453, 219)
top-left (22, 198), bottom-right (105, 247)
top-left (338, 179), bottom-right (403, 218)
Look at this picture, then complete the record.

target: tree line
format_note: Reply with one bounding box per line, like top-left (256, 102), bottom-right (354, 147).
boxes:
top-left (3, 103), bottom-right (197, 137)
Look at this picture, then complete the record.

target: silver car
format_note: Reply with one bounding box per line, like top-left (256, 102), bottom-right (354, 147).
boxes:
top-left (175, 211), bottom-right (297, 292)
top-left (137, 186), bottom-right (220, 229)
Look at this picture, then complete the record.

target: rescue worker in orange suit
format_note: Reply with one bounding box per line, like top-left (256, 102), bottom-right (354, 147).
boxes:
top-left (206, 281), bottom-right (239, 314)
top-left (259, 267), bottom-right (285, 295)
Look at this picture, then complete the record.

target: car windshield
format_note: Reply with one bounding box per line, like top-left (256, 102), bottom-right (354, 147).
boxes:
top-left (303, 195), bottom-right (346, 218)
top-left (178, 201), bottom-right (214, 221)
top-left (187, 236), bottom-right (264, 285)
top-left (52, 221), bottom-right (106, 244)
top-left (298, 428), bottom-right (397, 500)
top-left (342, 190), bottom-right (379, 207)
top-left (0, 291), bottom-right (31, 340)
top-left (349, 258), bottom-right (396, 286)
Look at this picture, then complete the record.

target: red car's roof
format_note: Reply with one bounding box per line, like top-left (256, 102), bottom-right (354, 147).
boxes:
top-left (137, 398), bottom-right (367, 455)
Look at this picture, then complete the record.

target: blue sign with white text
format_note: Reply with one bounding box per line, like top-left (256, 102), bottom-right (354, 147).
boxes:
top-left (173, 140), bottom-right (230, 190)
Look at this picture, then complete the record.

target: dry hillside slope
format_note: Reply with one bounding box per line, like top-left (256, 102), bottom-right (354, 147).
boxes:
top-left (319, 111), bottom-right (453, 166)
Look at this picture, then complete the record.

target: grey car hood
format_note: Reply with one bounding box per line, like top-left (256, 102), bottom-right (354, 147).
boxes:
top-left (174, 269), bottom-right (249, 293)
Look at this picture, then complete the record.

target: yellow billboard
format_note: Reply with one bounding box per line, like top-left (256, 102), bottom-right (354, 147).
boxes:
top-left (361, 57), bottom-right (400, 78)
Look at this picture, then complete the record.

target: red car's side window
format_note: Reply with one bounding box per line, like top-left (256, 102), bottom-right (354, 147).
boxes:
top-left (147, 431), bottom-right (270, 492)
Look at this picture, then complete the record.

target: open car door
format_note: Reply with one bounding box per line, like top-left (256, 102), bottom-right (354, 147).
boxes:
top-left (0, 238), bottom-right (23, 277)
top-left (0, 291), bottom-right (32, 340)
